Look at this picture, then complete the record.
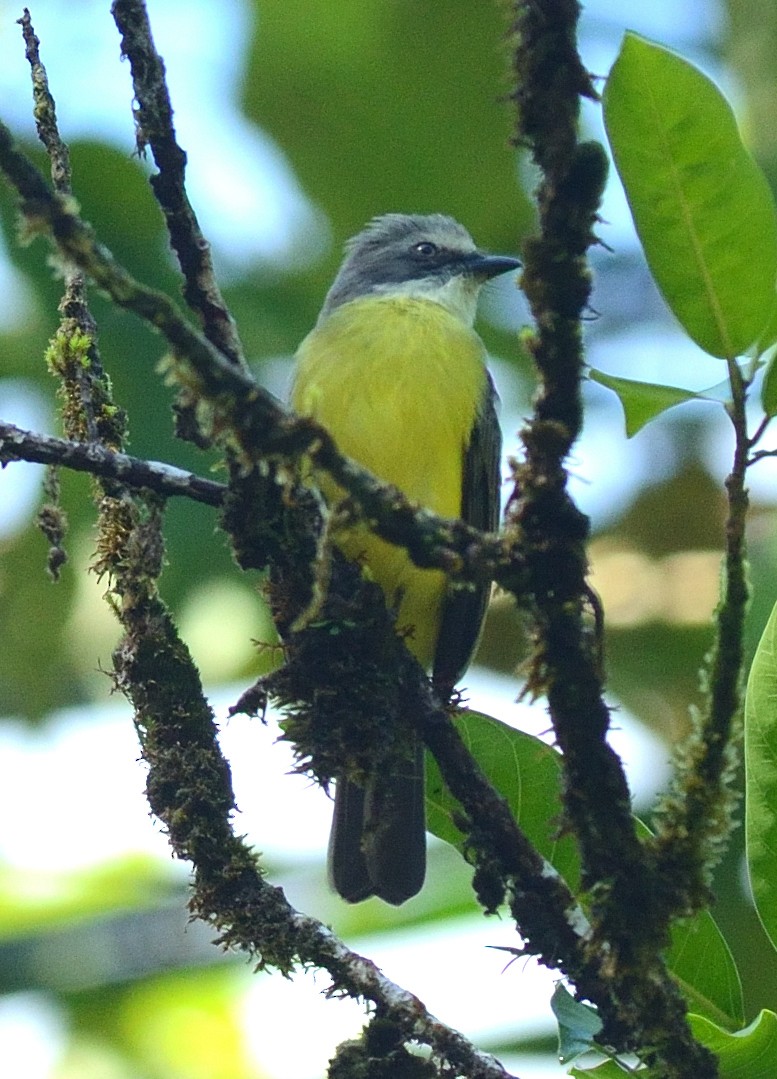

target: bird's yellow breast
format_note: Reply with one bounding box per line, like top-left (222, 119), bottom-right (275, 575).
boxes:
top-left (292, 295), bottom-right (488, 667)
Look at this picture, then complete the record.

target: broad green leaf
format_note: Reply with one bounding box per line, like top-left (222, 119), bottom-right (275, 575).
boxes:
top-left (762, 354), bottom-right (777, 417)
top-left (604, 33), bottom-right (777, 359)
top-left (745, 599), bottom-right (777, 952)
top-left (667, 913), bottom-right (744, 1028)
top-left (757, 301), bottom-right (777, 357)
top-left (689, 1011), bottom-right (777, 1078)
top-left (551, 983), bottom-right (603, 1064)
top-left (588, 369), bottom-right (734, 437)
top-left (589, 368), bottom-right (704, 436)
top-left (426, 710), bottom-right (580, 889)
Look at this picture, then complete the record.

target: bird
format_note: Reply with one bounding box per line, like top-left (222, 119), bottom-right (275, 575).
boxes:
top-left (291, 213), bottom-right (520, 904)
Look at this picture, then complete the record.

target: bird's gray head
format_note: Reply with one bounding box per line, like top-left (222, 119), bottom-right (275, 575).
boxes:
top-left (319, 213), bottom-right (520, 325)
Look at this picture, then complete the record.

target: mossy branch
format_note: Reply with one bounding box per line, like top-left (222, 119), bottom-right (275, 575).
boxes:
top-left (110, 0), bottom-right (245, 449)
top-left (504, 1), bottom-right (717, 1074)
top-left (649, 358), bottom-right (750, 908)
top-left (19, 8), bottom-right (128, 580)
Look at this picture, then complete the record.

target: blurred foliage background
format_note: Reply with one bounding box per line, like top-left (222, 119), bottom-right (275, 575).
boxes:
top-left (1, 1), bottom-right (777, 1077)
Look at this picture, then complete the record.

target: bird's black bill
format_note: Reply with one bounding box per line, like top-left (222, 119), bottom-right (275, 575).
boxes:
top-left (463, 252), bottom-right (521, 280)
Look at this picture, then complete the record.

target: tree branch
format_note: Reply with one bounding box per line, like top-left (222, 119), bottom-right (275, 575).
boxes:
top-left (505, 1), bottom-right (716, 1074)
top-left (3, 9), bottom-right (726, 1075)
top-left (649, 358), bottom-right (749, 910)
top-left (112, 560), bottom-right (519, 1079)
top-left (18, 7), bottom-right (129, 577)
top-left (0, 422), bottom-right (225, 507)
top-left (258, 547), bottom-right (602, 995)
top-left (111, 0), bottom-right (245, 372)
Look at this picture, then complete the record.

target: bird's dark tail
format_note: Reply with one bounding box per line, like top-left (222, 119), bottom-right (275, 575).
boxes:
top-left (328, 741), bottom-right (426, 905)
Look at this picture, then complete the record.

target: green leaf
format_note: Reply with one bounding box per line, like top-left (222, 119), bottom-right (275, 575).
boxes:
top-left (569, 1063), bottom-right (626, 1078)
top-left (570, 1013), bottom-right (777, 1078)
top-left (588, 368), bottom-right (705, 436)
top-left (762, 354), bottom-right (777, 417)
top-left (425, 710), bottom-right (580, 889)
top-left (603, 33), bottom-right (777, 359)
top-left (667, 913), bottom-right (744, 1028)
top-left (745, 600), bottom-right (777, 952)
top-left (689, 1011), bottom-right (777, 1078)
top-left (551, 983), bottom-right (603, 1064)
top-left (756, 301), bottom-right (777, 358)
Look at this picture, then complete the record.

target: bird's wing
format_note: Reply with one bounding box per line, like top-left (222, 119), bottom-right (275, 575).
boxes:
top-left (432, 372), bottom-right (501, 696)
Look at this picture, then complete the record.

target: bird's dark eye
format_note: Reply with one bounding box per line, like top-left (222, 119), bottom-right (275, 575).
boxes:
top-left (412, 241), bottom-right (438, 257)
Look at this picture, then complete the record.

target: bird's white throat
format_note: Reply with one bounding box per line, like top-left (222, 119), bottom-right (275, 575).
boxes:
top-left (371, 273), bottom-right (482, 326)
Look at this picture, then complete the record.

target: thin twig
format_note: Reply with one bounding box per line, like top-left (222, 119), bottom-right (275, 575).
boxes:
top-left (749, 447), bottom-right (777, 464)
top-left (19, 10), bottom-right (73, 196)
top-left (0, 422), bottom-right (225, 507)
top-left (18, 8), bottom-right (129, 582)
top-left (110, 0), bottom-right (245, 371)
top-left (748, 413), bottom-right (771, 450)
top-left (19, 6), bottom-right (103, 432)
